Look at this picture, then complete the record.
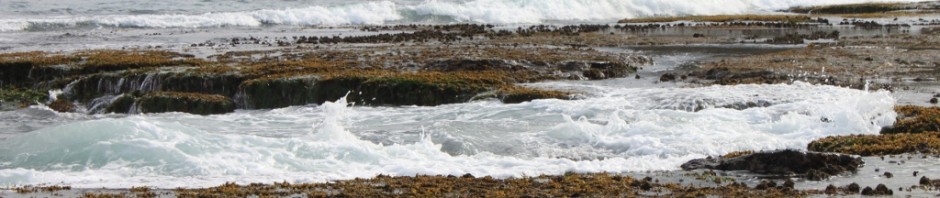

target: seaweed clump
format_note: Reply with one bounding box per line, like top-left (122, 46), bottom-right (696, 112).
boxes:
top-left (808, 106), bottom-right (940, 156)
top-left (881, 105), bottom-right (940, 134)
top-left (808, 132), bottom-right (940, 156)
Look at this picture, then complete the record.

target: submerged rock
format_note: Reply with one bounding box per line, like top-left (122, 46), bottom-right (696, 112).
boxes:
top-left (680, 150), bottom-right (862, 180)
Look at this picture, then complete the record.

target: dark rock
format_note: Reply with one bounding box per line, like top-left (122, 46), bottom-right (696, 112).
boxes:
top-left (560, 62), bottom-right (590, 71)
top-left (825, 184), bottom-right (838, 194)
top-left (861, 186), bottom-right (874, 195)
top-left (846, 183), bottom-right (861, 194)
top-left (344, 76), bottom-right (490, 106)
top-left (106, 92), bottom-right (235, 115)
top-left (883, 172), bottom-right (893, 178)
top-left (783, 179), bottom-right (795, 189)
top-left (873, 184), bottom-right (893, 195)
top-left (583, 62), bottom-right (636, 80)
top-left (639, 181), bottom-right (653, 191)
top-left (0, 62), bottom-right (37, 87)
top-left (497, 87), bottom-right (569, 104)
top-left (703, 68), bottom-right (731, 80)
top-left (680, 149), bottom-right (861, 180)
top-left (583, 70), bottom-right (606, 79)
top-left (806, 169), bottom-right (830, 181)
top-left (430, 59), bottom-right (521, 72)
top-left (930, 97), bottom-right (938, 104)
top-left (754, 180), bottom-right (777, 190)
top-left (47, 99), bottom-right (75, 112)
top-left (659, 73), bottom-right (677, 82)
top-left (63, 72), bottom-right (244, 103)
top-left (922, 176), bottom-right (932, 185)
top-left (105, 93), bottom-right (139, 113)
top-left (237, 75), bottom-right (320, 109)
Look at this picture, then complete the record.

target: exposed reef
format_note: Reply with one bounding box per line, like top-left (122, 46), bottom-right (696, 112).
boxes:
top-left (1, 45), bottom-right (649, 114)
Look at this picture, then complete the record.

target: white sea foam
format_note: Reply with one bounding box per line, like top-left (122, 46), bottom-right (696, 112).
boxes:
top-left (0, 82), bottom-right (896, 188)
top-left (0, 0), bottom-right (927, 32)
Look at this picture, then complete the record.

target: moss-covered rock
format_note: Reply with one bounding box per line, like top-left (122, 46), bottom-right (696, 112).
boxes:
top-left (0, 86), bottom-right (47, 109)
top-left (106, 91), bottom-right (234, 115)
top-left (497, 86), bottom-right (570, 104)
top-left (237, 75), bottom-right (320, 109)
top-left (808, 132), bottom-right (940, 156)
top-left (881, 105), bottom-right (940, 134)
top-left (136, 92), bottom-right (235, 115)
top-left (64, 72), bottom-right (244, 102)
top-left (1, 50), bottom-right (205, 87)
top-left (105, 94), bottom-right (138, 113)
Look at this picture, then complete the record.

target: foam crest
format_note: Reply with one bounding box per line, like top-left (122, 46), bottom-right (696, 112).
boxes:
top-left (0, 0), bottom-right (926, 31)
top-left (533, 82), bottom-right (895, 156)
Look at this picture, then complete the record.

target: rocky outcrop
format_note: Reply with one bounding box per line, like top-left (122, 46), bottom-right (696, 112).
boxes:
top-left (681, 150), bottom-right (862, 180)
top-left (4, 48), bottom-right (650, 114)
top-left (63, 71), bottom-right (244, 103)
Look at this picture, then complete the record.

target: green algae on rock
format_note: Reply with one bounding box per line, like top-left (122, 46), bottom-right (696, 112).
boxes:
top-left (808, 132), bottom-right (940, 156)
top-left (0, 86), bottom-right (48, 109)
top-left (881, 105), bottom-right (940, 134)
top-left (237, 75), bottom-right (320, 109)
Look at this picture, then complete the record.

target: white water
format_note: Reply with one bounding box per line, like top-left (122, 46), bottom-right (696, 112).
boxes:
top-left (0, 81), bottom-right (896, 188)
top-left (0, 0), bottom-right (929, 31)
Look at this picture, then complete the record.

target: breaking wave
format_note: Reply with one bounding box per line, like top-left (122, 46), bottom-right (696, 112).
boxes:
top-left (0, 0), bottom-right (926, 32)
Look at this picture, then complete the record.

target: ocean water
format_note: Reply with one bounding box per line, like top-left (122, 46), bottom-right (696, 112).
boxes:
top-left (0, 0), bottom-right (929, 31)
top-left (0, 80), bottom-right (897, 188)
top-left (0, 0), bottom-right (914, 189)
